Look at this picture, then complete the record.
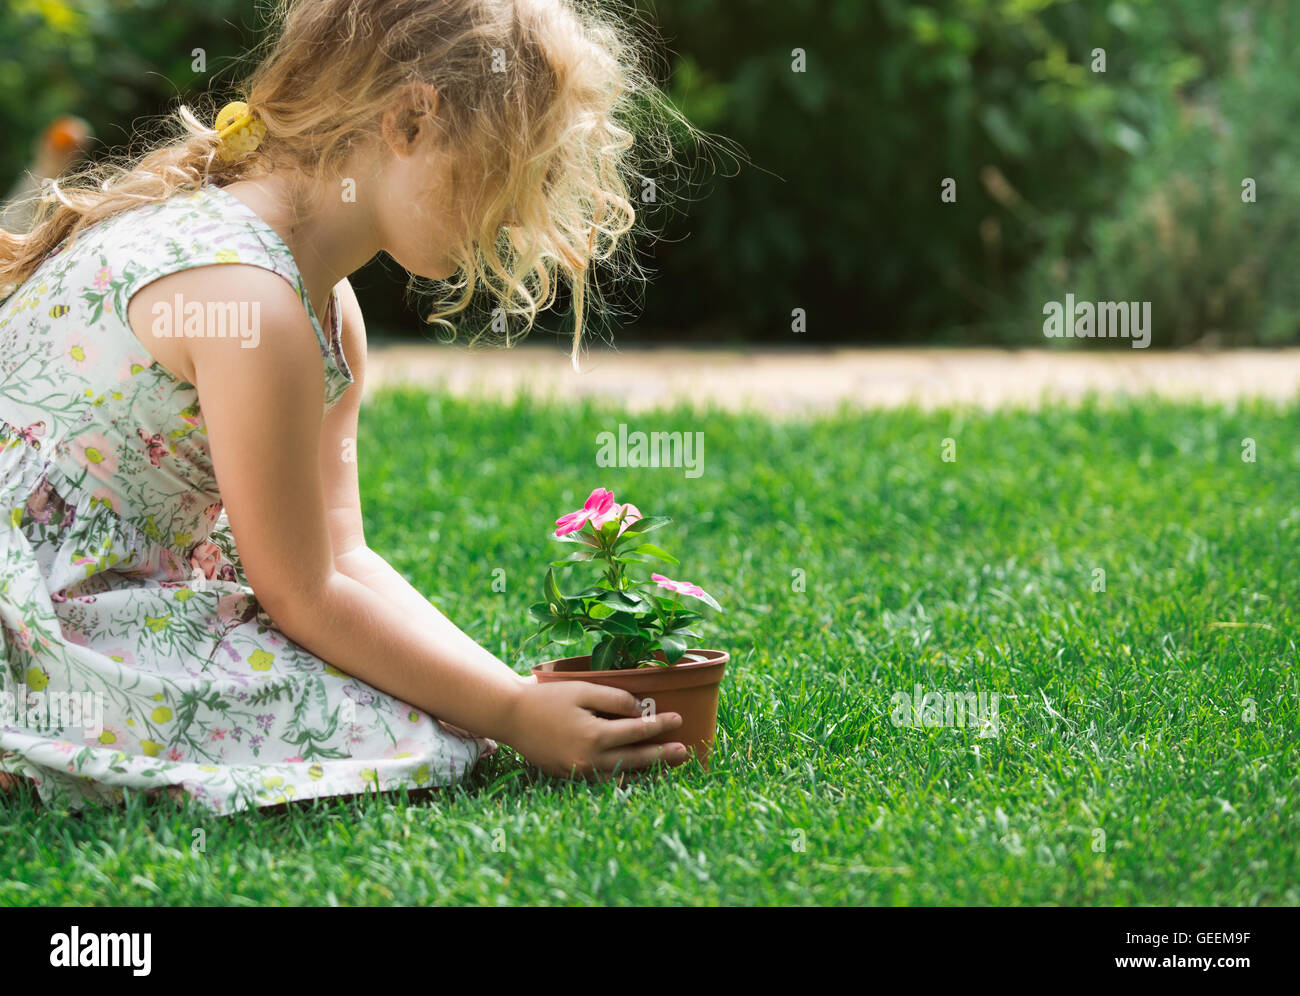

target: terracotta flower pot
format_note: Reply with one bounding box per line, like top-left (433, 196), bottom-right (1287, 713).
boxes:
top-left (532, 649), bottom-right (727, 770)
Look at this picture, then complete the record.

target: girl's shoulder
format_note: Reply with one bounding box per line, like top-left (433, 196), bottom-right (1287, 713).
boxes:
top-left (121, 186), bottom-right (355, 407)
top-left (112, 185), bottom-right (310, 297)
top-left (30, 184), bottom-right (312, 322)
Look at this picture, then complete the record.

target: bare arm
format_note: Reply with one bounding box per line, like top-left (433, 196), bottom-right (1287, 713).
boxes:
top-left (128, 266), bottom-right (686, 776)
top-left (318, 279), bottom-right (517, 693)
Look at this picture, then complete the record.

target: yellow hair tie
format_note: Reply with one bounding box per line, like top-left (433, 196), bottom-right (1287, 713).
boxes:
top-left (214, 101), bottom-right (266, 163)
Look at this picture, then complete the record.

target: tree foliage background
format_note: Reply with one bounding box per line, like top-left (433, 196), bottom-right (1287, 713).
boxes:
top-left (1, 0), bottom-right (1295, 346)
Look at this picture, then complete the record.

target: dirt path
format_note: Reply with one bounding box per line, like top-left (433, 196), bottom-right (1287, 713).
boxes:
top-left (363, 345), bottom-right (1300, 414)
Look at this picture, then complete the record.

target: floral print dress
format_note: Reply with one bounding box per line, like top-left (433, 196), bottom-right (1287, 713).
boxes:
top-left (0, 184), bottom-right (492, 814)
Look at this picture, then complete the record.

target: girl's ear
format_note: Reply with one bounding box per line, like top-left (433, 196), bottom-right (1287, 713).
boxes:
top-left (381, 83), bottom-right (441, 156)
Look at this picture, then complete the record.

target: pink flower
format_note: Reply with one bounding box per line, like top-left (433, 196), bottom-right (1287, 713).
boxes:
top-left (594, 501), bottom-right (642, 533)
top-left (137, 428), bottom-right (168, 467)
top-left (382, 737), bottom-right (425, 759)
top-left (189, 540), bottom-right (224, 580)
top-left (118, 353), bottom-right (152, 379)
top-left (555, 487), bottom-right (616, 537)
top-left (104, 648), bottom-right (136, 667)
top-left (70, 432), bottom-right (118, 479)
top-left (216, 592), bottom-right (256, 626)
top-left (25, 476), bottom-right (69, 525)
top-left (92, 267), bottom-right (112, 291)
top-left (651, 573), bottom-right (708, 598)
top-left (62, 334), bottom-right (99, 369)
top-left (10, 622), bottom-right (34, 654)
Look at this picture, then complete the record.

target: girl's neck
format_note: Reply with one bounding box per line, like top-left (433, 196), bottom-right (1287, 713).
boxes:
top-left (220, 171), bottom-right (381, 317)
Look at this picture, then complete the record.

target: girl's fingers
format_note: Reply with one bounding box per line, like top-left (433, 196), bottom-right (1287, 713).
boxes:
top-left (596, 712), bottom-right (684, 749)
top-left (571, 681), bottom-right (643, 717)
top-left (594, 740), bottom-right (690, 773)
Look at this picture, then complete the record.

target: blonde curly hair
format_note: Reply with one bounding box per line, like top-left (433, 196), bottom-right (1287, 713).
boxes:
top-left (0, 0), bottom-right (704, 365)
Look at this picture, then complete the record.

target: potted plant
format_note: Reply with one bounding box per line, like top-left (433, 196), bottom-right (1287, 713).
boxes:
top-left (527, 487), bottom-right (727, 768)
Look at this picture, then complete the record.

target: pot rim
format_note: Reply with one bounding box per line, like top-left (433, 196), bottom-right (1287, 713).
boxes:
top-left (532, 648), bottom-right (729, 675)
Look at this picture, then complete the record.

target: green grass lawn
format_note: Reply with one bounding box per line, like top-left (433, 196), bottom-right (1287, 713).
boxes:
top-left (3, 391), bottom-right (1298, 905)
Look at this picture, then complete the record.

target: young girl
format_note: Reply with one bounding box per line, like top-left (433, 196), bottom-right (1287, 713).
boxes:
top-left (0, 0), bottom-right (694, 814)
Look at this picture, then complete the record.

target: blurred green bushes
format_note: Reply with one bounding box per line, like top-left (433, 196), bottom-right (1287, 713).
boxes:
top-left (1018, 1), bottom-right (1300, 347)
top-left (0, 0), bottom-right (1294, 346)
top-left (0, 0), bottom-right (262, 158)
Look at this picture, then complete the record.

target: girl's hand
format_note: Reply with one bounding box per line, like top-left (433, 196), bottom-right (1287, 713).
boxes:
top-left (503, 680), bottom-right (688, 778)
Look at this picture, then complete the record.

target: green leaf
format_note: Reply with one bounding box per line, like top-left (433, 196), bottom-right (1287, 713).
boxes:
top-left (689, 588), bottom-right (722, 612)
top-left (596, 589), bottom-right (642, 611)
top-left (660, 631), bottom-right (688, 664)
top-left (664, 611), bottom-right (703, 627)
top-left (556, 529), bottom-right (600, 548)
top-left (550, 619), bottom-right (585, 645)
top-left (616, 553), bottom-right (656, 565)
top-left (543, 569), bottom-right (565, 615)
top-left (551, 551), bottom-right (596, 566)
top-left (616, 516), bottom-right (671, 540)
top-left (599, 612), bottom-right (643, 636)
top-left (627, 543), bottom-right (678, 564)
top-left (620, 590), bottom-right (654, 612)
top-left (528, 602), bottom-right (553, 622)
top-left (591, 638), bottom-right (619, 672)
